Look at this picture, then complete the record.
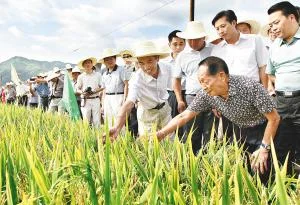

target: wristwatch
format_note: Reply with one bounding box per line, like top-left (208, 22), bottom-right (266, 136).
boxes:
top-left (260, 143), bottom-right (271, 151)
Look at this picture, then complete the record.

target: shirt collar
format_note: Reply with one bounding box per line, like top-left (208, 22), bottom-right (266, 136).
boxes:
top-left (142, 65), bottom-right (160, 83)
top-left (279, 27), bottom-right (300, 46)
top-left (220, 32), bottom-right (246, 47)
top-left (106, 65), bottom-right (118, 74)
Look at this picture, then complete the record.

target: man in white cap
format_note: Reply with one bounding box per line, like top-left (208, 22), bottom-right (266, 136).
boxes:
top-left (173, 21), bottom-right (213, 154)
top-left (99, 48), bottom-right (130, 127)
top-left (211, 10), bottom-right (268, 88)
top-left (236, 19), bottom-right (261, 34)
top-left (76, 57), bottom-right (103, 127)
top-left (65, 64), bottom-right (73, 78)
top-left (107, 41), bottom-right (172, 139)
top-left (47, 71), bottom-right (65, 113)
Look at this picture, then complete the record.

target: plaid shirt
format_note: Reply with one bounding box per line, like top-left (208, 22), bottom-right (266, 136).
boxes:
top-left (187, 75), bottom-right (275, 128)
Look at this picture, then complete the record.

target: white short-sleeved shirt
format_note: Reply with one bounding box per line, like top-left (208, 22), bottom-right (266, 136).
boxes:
top-left (76, 71), bottom-right (102, 97)
top-left (211, 34), bottom-right (268, 82)
top-left (127, 62), bottom-right (171, 109)
top-left (173, 45), bottom-right (212, 94)
top-left (162, 54), bottom-right (186, 91)
top-left (102, 66), bottom-right (129, 93)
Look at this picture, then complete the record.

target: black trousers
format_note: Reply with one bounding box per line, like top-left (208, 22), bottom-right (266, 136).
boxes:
top-left (232, 122), bottom-right (273, 184)
top-left (274, 95), bottom-right (300, 175)
top-left (17, 95), bottom-right (28, 106)
top-left (128, 106), bottom-right (138, 137)
top-left (167, 90), bottom-right (185, 138)
top-left (39, 97), bottom-right (49, 112)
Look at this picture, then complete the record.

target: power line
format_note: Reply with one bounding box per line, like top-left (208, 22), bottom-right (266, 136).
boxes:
top-left (72, 0), bottom-right (176, 53)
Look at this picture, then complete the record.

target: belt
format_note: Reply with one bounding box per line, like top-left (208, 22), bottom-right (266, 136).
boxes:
top-left (106, 92), bottom-right (124, 95)
top-left (86, 96), bottom-right (99, 99)
top-left (151, 102), bottom-right (165, 110)
top-left (51, 96), bottom-right (62, 99)
top-left (185, 94), bottom-right (196, 96)
top-left (275, 90), bottom-right (300, 98)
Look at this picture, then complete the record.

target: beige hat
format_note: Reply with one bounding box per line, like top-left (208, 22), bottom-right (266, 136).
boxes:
top-left (129, 41), bottom-right (170, 61)
top-left (237, 19), bottom-right (261, 34)
top-left (65, 64), bottom-right (73, 70)
top-left (46, 72), bottom-right (61, 81)
top-left (119, 49), bottom-right (134, 58)
top-left (6, 82), bottom-right (14, 86)
top-left (207, 31), bottom-right (222, 44)
top-left (53, 67), bottom-right (61, 73)
top-left (177, 21), bottom-right (207, 39)
top-left (260, 24), bottom-right (270, 37)
top-left (77, 57), bottom-right (97, 70)
top-left (98, 48), bottom-right (120, 63)
top-left (72, 66), bottom-right (81, 73)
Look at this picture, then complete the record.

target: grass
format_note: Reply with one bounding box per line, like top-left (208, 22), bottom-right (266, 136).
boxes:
top-left (0, 104), bottom-right (299, 204)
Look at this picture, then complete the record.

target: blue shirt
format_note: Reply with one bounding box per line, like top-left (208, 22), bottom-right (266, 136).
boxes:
top-left (34, 83), bottom-right (50, 97)
top-left (266, 27), bottom-right (300, 91)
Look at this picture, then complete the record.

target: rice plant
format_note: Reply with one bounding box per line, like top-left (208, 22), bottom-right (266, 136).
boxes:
top-left (0, 104), bottom-right (299, 204)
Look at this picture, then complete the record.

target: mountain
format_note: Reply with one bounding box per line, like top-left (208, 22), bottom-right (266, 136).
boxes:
top-left (0, 56), bottom-right (75, 85)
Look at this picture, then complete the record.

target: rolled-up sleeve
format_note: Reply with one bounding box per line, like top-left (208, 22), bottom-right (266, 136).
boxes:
top-left (187, 90), bottom-right (212, 113)
top-left (126, 74), bottom-right (139, 103)
top-left (173, 54), bottom-right (184, 78)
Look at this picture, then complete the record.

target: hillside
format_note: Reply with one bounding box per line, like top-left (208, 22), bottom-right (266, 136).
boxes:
top-left (0, 56), bottom-right (75, 85)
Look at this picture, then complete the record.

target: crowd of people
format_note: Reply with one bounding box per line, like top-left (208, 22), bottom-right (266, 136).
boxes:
top-left (1, 1), bottom-right (300, 183)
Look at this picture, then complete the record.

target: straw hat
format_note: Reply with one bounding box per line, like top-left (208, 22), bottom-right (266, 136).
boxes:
top-left (98, 48), bottom-right (120, 63)
top-left (176, 21), bottom-right (207, 39)
top-left (119, 49), bottom-right (134, 58)
top-left (129, 41), bottom-right (170, 61)
top-left (46, 72), bottom-right (61, 81)
top-left (260, 24), bottom-right (270, 37)
top-left (77, 57), bottom-right (97, 70)
top-left (72, 66), bottom-right (81, 73)
top-left (237, 19), bottom-right (261, 34)
top-left (65, 64), bottom-right (73, 70)
top-left (6, 82), bottom-right (14, 86)
top-left (53, 67), bottom-right (61, 73)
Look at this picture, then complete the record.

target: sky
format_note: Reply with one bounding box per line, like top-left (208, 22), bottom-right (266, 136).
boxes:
top-left (0, 0), bottom-right (299, 63)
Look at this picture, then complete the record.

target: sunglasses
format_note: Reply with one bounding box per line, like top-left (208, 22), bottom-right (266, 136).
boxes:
top-left (123, 55), bottom-right (132, 59)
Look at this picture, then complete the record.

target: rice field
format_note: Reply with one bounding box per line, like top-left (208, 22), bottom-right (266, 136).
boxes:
top-left (0, 104), bottom-right (299, 204)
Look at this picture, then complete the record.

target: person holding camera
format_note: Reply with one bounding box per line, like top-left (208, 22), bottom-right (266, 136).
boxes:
top-left (76, 57), bottom-right (103, 127)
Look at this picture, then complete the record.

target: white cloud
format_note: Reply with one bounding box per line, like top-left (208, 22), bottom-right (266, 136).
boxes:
top-left (8, 26), bottom-right (23, 38)
top-left (0, 0), bottom-right (300, 64)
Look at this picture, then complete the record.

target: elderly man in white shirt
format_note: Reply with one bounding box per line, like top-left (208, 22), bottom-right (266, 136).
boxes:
top-left (173, 21), bottom-right (213, 154)
top-left (107, 41), bottom-right (172, 139)
top-left (76, 57), bottom-right (103, 127)
top-left (211, 10), bottom-right (268, 88)
top-left (99, 48), bottom-right (130, 127)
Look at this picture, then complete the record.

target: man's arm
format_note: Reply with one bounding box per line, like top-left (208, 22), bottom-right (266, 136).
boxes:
top-left (123, 80), bottom-right (129, 102)
top-left (251, 109), bottom-right (280, 174)
top-left (108, 100), bottom-right (135, 139)
top-left (261, 109), bottom-right (280, 145)
top-left (156, 109), bottom-right (198, 141)
top-left (173, 78), bottom-right (186, 113)
top-left (259, 65), bottom-right (268, 89)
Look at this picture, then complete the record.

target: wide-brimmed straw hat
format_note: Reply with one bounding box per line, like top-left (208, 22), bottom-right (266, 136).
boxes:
top-left (119, 49), bottom-right (135, 58)
top-left (98, 48), bottom-right (120, 63)
top-left (53, 67), bottom-right (61, 73)
top-left (65, 64), bottom-right (73, 70)
top-left (237, 19), bottom-right (261, 34)
top-left (260, 24), bottom-right (271, 37)
top-left (46, 72), bottom-right (61, 81)
top-left (176, 21), bottom-right (207, 40)
top-left (129, 41), bottom-right (170, 62)
top-left (72, 66), bottom-right (81, 73)
top-left (77, 57), bottom-right (97, 70)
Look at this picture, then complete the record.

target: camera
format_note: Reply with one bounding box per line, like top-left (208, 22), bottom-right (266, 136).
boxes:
top-left (84, 87), bottom-right (93, 95)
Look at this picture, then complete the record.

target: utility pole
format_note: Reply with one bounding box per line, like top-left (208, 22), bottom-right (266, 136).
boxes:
top-left (190, 0), bottom-right (195, 21)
